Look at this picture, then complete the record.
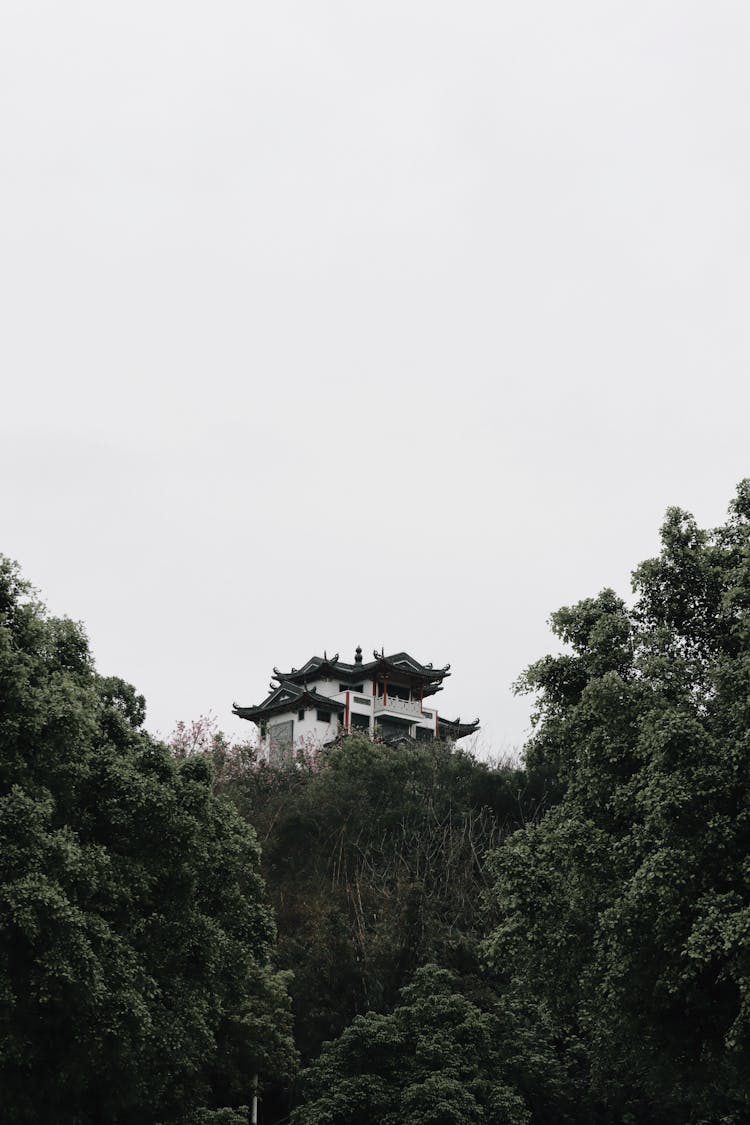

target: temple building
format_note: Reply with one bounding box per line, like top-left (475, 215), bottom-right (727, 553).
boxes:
top-left (233, 647), bottom-right (480, 763)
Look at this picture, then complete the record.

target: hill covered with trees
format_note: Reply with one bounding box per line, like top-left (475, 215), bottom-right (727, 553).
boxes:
top-left (3, 483), bottom-right (750, 1122)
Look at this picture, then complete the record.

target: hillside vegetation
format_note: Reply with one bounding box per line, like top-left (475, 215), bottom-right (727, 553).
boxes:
top-left (3, 483), bottom-right (750, 1122)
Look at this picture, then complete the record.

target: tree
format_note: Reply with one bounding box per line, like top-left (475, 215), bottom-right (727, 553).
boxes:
top-left (221, 733), bottom-right (539, 1067)
top-left (292, 965), bottom-right (536, 1125)
top-left (0, 558), bottom-right (295, 1123)
top-left (484, 483), bottom-right (750, 1122)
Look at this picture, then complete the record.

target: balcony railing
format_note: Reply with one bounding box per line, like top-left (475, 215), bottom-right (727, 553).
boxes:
top-left (373, 696), bottom-right (421, 717)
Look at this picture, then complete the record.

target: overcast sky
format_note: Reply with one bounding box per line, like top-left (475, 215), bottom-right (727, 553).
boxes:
top-left (2, 2), bottom-right (749, 755)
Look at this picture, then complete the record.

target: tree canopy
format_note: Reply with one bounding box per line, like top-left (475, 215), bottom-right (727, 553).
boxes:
top-left (485, 483), bottom-right (750, 1121)
top-left (0, 558), bottom-right (294, 1123)
top-left (221, 732), bottom-right (538, 1069)
top-left (293, 965), bottom-right (535, 1125)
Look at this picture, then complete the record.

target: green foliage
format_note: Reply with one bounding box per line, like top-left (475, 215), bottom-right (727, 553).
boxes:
top-left (485, 484), bottom-right (750, 1121)
top-left (292, 965), bottom-right (533, 1125)
top-left (0, 558), bottom-right (295, 1123)
top-left (186, 1109), bottom-right (250, 1125)
top-left (11, 482), bottom-right (750, 1123)
top-left (223, 733), bottom-right (539, 1066)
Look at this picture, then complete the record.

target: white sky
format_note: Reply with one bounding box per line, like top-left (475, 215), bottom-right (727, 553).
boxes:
top-left (2, 2), bottom-right (749, 756)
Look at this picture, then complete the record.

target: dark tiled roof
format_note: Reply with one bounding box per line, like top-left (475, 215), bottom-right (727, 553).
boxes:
top-left (233, 681), bottom-right (346, 723)
top-left (437, 715), bottom-right (481, 740)
top-left (272, 650), bottom-right (451, 688)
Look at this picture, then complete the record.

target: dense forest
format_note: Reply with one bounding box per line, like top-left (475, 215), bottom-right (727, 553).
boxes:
top-left (3, 483), bottom-right (750, 1122)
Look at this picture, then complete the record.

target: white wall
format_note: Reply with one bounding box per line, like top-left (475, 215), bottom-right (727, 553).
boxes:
top-left (293, 708), bottom-right (340, 749)
top-left (261, 709), bottom-right (338, 760)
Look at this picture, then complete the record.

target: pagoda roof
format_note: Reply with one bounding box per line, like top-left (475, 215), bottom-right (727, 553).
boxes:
top-left (437, 715), bottom-right (481, 741)
top-left (233, 680), bottom-right (346, 724)
top-left (272, 650), bottom-right (451, 693)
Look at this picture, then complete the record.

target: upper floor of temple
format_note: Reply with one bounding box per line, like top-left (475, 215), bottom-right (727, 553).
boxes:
top-left (233, 647), bottom-right (480, 763)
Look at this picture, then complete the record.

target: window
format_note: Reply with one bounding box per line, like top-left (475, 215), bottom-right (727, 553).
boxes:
top-left (268, 720), bottom-right (294, 764)
top-left (298, 709), bottom-right (305, 720)
top-left (377, 683), bottom-right (409, 701)
top-left (376, 717), bottom-right (409, 738)
top-left (351, 712), bottom-right (370, 731)
top-left (339, 683), bottom-right (364, 693)
top-left (316, 709), bottom-right (331, 723)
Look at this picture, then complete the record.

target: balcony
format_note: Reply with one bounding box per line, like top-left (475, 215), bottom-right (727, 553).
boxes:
top-left (373, 696), bottom-right (422, 718)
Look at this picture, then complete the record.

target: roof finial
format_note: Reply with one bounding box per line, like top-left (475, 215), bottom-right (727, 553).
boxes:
top-left (355, 645), bottom-right (362, 664)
